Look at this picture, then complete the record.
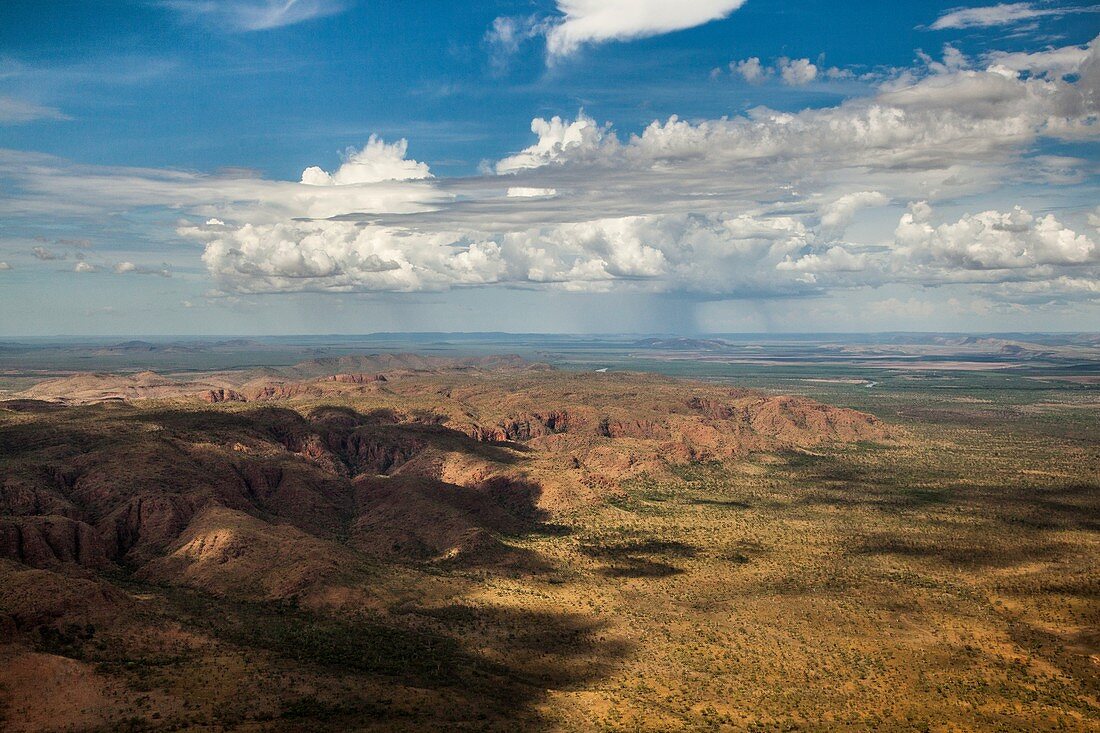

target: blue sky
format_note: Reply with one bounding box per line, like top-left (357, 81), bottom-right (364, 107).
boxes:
top-left (0, 1), bottom-right (1098, 335)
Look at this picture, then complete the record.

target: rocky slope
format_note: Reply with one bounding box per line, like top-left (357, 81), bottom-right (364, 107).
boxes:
top-left (2, 368), bottom-right (892, 581)
top-left (0, 369), bottom-right (892, 658)
top-left (0, 365), bottom-right (898, 731)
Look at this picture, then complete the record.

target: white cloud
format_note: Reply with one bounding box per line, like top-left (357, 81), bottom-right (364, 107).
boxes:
top-left (778, 57), bottom-right (818, 86)
top-left (895, 202), bottom-right (1096, 270)
top-left (485, 15), bottom-right (549, 69)
top-left (773, 202), bottom-right (1098, 300)
top-left (486, 16), bottom-right (525, 56)
top-left (3, 36), bottom-right (1099, 308)
top-left (984, 43), bottom-right (1093, 75)
top-left (507, 187), bottom-right (558, 198)
top-left (733, 57), bottom-right (769, 83)
top-left (0, 96), bottom-right (68, 125)
top-left (824, 66), bottom-right (855, 81)
top-left (163, 0), bottom-right (348, 31)
top-left (74, 261), bottom-right (96, 273)
top-left (1026, 155), bottom-right (1087, 184)
top-left (777, 247), bottom-right (867, 273)
top-left (113, 261), bottom-right (171, 277)
top-left (495, 112), bottom-right (609, 173)
top-left (190, 220), bottom-right (495, 293)
top-left (301, 136), bottom-right (431, 185)
top-left (819, 191), bottom-right (890, 235)
top-left (0, 262), bottom-right (11, 271)
top-left (187, 212), bottom-right (818, 296)
top-left (929, 2), bottom-right (1097, 30)
top-left (994, 275), bottom-right (1100, 302)
top-left (730, 56), bottom-right (848, 85)
top-left (545, 0), bottom-right (747, 58)
top-left (2, 155), bottom-right (447, 223)
top-left (486, 0), bottom-right (748, 63)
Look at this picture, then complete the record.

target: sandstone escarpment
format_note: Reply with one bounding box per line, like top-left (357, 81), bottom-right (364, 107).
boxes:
top-left (325, 372), bottom-right (388, 384)
top-left (467, 410), bottom-right (571, 442)
top-left (202, 389), bottom-right (246, 403)
top-left (455, 388), bottom-right (892, 477)
top-left (1, 367), bottom-right (896, 600)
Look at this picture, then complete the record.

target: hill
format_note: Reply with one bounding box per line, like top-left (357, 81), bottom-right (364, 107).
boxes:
top-left (1, 364), bottom-right (1096, 731)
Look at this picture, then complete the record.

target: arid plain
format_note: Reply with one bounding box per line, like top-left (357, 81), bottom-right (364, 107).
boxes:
top-left (0, 335), bottom-right (1097, 731)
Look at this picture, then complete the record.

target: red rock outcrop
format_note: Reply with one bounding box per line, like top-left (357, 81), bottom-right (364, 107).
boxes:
top-left (331, 430), bottom-right (427, 475)
top-left (98, 494), bottom-right (195, 565)
top-left (246, 383), bottom-right (326, 401)
top-left (202, 389), bottom-right (246, 403)
top-left (325, 373), bottom-right (388, 384)
top-left (0, 517), bottom-right (112, 569)
top-left (467, 411), bottom-right (571, 442)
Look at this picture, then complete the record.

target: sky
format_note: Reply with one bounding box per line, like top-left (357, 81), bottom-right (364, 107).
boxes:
top-left (0, 0), bottom-right (1098, 336)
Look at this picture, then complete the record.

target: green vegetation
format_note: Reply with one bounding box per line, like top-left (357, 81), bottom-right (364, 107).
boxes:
top-left (0, 342), bottom-right (1096, 731)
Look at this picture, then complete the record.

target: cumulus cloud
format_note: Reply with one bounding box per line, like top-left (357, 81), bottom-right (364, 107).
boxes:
top-left (495, 112), bottom-right (609, 173)
top-left (895, 202), bottom-right (1095, 270)
top-left (545, 0), bottom-right (748, 58)
top-left (3, 35), bottom-right (1099, 307)
top-left (189, 220), bottom-right (494, 293)
top-left (113, 261), bottom-right (171, 277)
top-left (727, 56), bottom-right (850, 85)
top-left (775, 202), bottom-right (1098, 300)
top-left (507, 39), bottom-right (1098, 177)
top-left (301, 136), bottom-right (431, 185)
top-left (733, 57), bottom-right (769, 83)
top-left (74, 261), bottom-right (96, 273)
top-left (187, 212), bottom-right (817, 296)
top-left (778, 57), bottom-right (818, 86)
top-left (918, 44), bottom-right (970, 75)
top-left (929, 2), bottom-right (1096, 30)
top-left (163, 0), bottom-right (348, 31)
top-left (0, 262), bottom-right (11, 270)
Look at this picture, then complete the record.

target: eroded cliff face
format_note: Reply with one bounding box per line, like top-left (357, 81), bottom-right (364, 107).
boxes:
top-left (451, 387), bottom-right (892, 483)
top-left (0, 516), bottom-right (112, 570)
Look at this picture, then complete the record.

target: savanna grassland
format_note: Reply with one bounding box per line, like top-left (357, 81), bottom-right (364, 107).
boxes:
top-left (526, 434), bottom-right (1098, 730)
top-left (0, 342), bottom-right (1096, 732)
